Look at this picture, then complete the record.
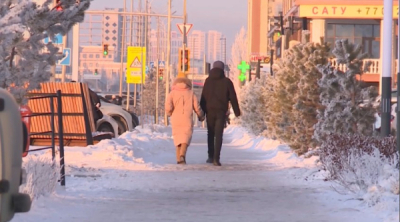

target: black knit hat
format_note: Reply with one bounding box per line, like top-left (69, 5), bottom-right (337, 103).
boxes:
top-left (213, 61), bottom-right (225, 70)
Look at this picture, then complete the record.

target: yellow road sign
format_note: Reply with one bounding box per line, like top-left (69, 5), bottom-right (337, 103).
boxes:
top-left (126, 46), bottom-right (146, 84)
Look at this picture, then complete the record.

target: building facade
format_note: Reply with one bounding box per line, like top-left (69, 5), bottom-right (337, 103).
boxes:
top-left (247, 0), bottom-right (273, 59)
top-left (265, 0), bottom-right (399, 91)
top-left (187, 30), bottom-right (206, 60)
top-left (206, 30), bottom-right (223, 62)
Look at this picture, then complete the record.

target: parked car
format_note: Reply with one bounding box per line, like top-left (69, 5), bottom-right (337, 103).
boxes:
top-left (98, 95), bottom-right (137, 135)
top-left (98, 93), bottom-right (138, 107)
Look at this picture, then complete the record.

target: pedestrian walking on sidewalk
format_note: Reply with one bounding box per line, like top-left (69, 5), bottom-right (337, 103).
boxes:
top-left (165, 77), bottom-right (205, 164)
top-left (200, 61), bottom-right (241, 166)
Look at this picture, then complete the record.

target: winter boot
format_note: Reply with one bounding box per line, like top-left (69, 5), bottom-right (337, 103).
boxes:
top-left (206, 156), bottom-right (213, 163)
top-left (213, 160), bottom-right (221, 166)
top-left (178, 155), bottom-right (186, 164)
top-left (176, 145), bottom-right (181, 164)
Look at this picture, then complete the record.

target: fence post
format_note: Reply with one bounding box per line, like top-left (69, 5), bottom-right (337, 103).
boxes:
top-left (50, 97), bottom-right (55, 160)
top-left (56, 90), bottom-right (66, 186)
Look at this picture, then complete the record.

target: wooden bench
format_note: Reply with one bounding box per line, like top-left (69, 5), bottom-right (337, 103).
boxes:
top-left (27, 82), bottom-right (113, 147)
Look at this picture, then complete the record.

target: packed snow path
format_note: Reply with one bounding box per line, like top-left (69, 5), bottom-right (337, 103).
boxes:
top-left (14, 128), bottom-right (381, 222)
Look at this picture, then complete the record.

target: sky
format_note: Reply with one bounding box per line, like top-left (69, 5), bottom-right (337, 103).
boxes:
top-left (90, 0), bottom-right (248, 60)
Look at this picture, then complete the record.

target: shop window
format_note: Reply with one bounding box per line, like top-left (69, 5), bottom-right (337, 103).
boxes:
top-left (326, 23), bottom-right (380, 58)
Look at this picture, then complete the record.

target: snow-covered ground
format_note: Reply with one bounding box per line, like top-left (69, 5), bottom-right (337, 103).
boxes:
top-left (13, 125), bottom-right (398, 222)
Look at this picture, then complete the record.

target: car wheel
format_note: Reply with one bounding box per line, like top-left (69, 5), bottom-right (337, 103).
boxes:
top-left (97, 122), bottom-right (114, 134)
top-left (112, 116), bottom-right (128, 135)
top-left (131, 114), bottom-right (139, 128)
top-left (116, 120), bottom-right (127, 135)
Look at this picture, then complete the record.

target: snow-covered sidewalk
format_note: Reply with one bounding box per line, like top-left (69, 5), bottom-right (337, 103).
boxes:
top-left (13, 126), bottom-right (394, 222)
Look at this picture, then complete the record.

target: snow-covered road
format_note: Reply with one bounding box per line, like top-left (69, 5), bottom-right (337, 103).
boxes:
top-left (13, 127), bottom-right (383, 222)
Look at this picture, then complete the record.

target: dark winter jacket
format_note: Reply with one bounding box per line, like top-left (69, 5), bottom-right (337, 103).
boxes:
top-left (200, 67), bottom-right (241, 117)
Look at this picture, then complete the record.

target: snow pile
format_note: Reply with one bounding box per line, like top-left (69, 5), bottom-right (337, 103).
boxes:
top-left (64, 124), bottom-right (173, 170)
top-left (20, 155), bottom-right (59, 200)
top-left (362, 158), bottom-right (399, 222)
top-left (22, 124), bottom-right (173, 193)
top-left (225, 126), bottom-right (318, 169)
top-left (227, 125), bottom-right (399, 222)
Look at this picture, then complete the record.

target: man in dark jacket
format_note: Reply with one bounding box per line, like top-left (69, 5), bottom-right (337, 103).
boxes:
top-left (200, 61), bottom-right (241, 166)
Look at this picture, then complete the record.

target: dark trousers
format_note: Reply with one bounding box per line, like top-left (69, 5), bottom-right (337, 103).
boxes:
top-left (206, 112), bottom-right (225, 161)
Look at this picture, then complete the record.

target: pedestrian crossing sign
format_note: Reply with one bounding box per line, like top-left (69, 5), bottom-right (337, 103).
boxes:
top-left (130, 57), bottom-right (141, 68)
top-left (126, 47), bottom-right (146, 84)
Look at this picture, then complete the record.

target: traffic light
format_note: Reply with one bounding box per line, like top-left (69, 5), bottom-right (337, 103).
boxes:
top-left (94, 69), bottom-right (98, 75)
top-left (205, 62), bottom-right (210, 75)
top-left (0, 89), bottom-right (31, 222)
top-left (179, 49), bottom-right (190, 72)
top-left (158, 68), bottom-right (164, 80)
top-left (103, 44), bottom-right (109, 56)
top-left (54, 0), bottom-right (63, 11)
top-left (273, 12), bottom-right (284, 35)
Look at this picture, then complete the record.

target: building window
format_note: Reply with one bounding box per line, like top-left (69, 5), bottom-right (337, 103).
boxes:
top-left (82, 54), bottom-right (87, 58)
top-left (89, 54), bottom-right (93, 58)
top-left (96, 54), bottom-right (100, 58)
top-left (326, 23), bottom-right (380, 58)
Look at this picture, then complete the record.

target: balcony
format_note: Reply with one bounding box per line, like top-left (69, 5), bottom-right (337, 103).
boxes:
top-left (329, 58), bottom-right (399, 75)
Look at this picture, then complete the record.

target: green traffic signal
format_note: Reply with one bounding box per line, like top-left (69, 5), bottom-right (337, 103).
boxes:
top-left (102, 44), bottom-right (109, 56)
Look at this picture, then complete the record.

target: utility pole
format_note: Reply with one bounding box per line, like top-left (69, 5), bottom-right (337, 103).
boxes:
top-left (164, 0), bottom-right (172, 126)
top-left (182, 0), bottom-right (187, 77)
top-left (397, 0), bottom-right (400, 152)
top-left (192, 38), bottom-right (195, 86)
top-left (130, 0), bottom-right (134, 45)
top-left (381, 0), bottom-right (393, 137)
top-left (131, 0), bottom-right (137, 108)
top-left (126, 0), bottom-right (135, 111)
top-left (119, 0), bottom-right (127, 96)
top-left (155, 16), bottom-right (160, 125)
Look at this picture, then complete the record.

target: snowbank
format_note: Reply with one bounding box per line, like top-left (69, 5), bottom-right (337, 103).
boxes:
top-left (225, 126), bottom-right (318, 169)
top-left (20, 155), bottom-right (59, 200)
top-left (226, 125), bottom-right (399, 222)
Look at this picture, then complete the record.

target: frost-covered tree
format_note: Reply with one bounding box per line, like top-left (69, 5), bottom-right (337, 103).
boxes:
top-left (314, 39), bottom-right (378, 144)
top-left (291, 32), bottom-right (330, 154)
top-left (266, 31), bottom-right (330, 154)
top-left (228, 26), bottom-right (247, 95)
top-left (142, 77), bottom-right (166, 120)
top-left (0, 0), bottom-right (90, 103)
top-left (238, 75), bottom-right (273, 135)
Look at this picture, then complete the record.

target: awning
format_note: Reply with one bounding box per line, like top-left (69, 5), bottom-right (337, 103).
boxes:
top-left (267, 5), bottom-right (299, 37)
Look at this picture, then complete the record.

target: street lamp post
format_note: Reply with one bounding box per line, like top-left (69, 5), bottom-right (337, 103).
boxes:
top-left (164, 0), bottom-right (172, 125)
top-left (381, 0), bottom-right (394, 137)
top-left (397, 0), bottom-right (400, 152)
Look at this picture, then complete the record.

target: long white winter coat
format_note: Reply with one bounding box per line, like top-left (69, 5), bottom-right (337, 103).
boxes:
top-left (165, 78), bottom-right (204, 147)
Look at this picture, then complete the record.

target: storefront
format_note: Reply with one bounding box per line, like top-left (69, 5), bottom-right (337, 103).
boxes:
top-left (297, 1), bottom-right (399, 88)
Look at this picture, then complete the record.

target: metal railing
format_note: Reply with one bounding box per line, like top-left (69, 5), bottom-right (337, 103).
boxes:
top-left (24, 90), bottom-right (66, 186)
